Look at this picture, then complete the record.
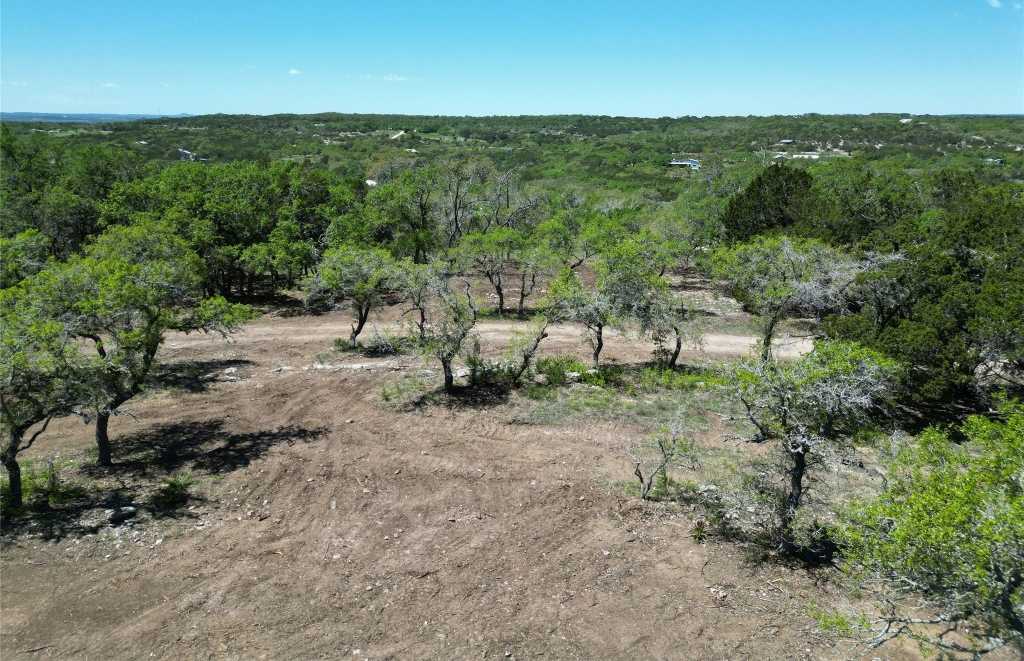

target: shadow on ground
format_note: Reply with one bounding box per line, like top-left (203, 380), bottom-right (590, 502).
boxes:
top-left (1, 419), bottom-right (326, 542)
top-left (148, 358), bottom-right (256, 393)
top-left (100, 419), bottom-right (327, 476)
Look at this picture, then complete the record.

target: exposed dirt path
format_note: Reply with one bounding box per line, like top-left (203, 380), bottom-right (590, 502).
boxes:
top-left (168, 310), bottom-right (813, 362)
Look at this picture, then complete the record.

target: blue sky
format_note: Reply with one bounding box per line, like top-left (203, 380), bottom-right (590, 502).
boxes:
top-left (1, 1), bottom-right (1022, 116)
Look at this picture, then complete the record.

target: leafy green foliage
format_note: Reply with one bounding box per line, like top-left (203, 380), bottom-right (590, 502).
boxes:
top-left (0, 229), bottom-right (50, 288)
top-left (0, 282), bottom-right (94, 506)
top-left (310, 246), bottom-right (395, 344)
top-left (535, 355), bottom-right (588, 387)
top-left (712, 236), bottom-right (853, 361)
top-left (841, 403), bottom-right (1024, 653)
top-left (826, 180), bottom-right (1024, 413)
top-left (733, 341), bottom-right (895, 551)
top-left (721, 163), bottom-right (815, 241)
top-left (25, 219), bottom-right (250, 466)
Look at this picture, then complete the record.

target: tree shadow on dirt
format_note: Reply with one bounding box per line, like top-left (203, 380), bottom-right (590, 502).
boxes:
top-left (408, 383), bottom-right (512, 411)
top-left (1, 420), bottom-right (325, 542)
top-left (148, 358), bottom-right (256, 393)
top-left (96, 419), bottom-right (327, 477)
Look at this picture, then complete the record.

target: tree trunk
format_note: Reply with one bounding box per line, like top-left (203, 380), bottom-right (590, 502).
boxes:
top-left (668, 329), bottom-right (683, 368)
top-left (761, 314), bottom-right (779, 363)
top-left (350, 304), bottom-right (369, 344)
top-left (441, 359), bottom-right (455, 392)
top-left (781, 445), bottom-right (807, 542)
top-left (95, 412), bottom-right (113, 467)
top-left (418, 308), bottom-right (427, 341)
top-left (489, 274), bottom-right (504, 316)
top-left (3, 438), bottom-right (22, 509)
top-left (592, 325), bottom-right (604, 369)
top-left (518, 272), bottom-right (528, 317)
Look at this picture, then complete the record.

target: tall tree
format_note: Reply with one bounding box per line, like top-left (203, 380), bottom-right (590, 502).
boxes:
top-left (456, 228), bottom-right (522, 316)
top-left (1, 285), bottom-right (92, 507)
top-left (734, 341), bottom-right (894, 551)
top-left (310, 246), bottom-right (396, 345)
top-left (712, 236), bottom-right (858, 362)
top-left (34, 220), bottom-right (250, 467)
top-left (721, 163), bottom-right (815, 241)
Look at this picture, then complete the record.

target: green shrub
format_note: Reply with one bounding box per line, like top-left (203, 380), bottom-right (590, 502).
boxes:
top-left (637, 366), bottom-right (726, 392)
top-left (335, 328), bottom-right (410, 357)
top-left (151, 471), bottom-right (194, 511)
top-left (807, 603), bottom-right (868, 637)
top-left (0, 457), bottom-right (84, 509)
top-left (535, 355), bottom-right (587, 387)
top-left (841, 402), bottom-right (1024, 653)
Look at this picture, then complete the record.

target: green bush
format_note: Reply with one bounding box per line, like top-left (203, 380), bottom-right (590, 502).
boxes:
top-left (840, 402), bottom-right (1024, 653)
top-left (637, 366), bottom-right (726, 392)
top-left (150, 471), bottom-right (194, 511)
top-left (0, 457), bottom-right (84, 509)
top-left (535, 355), bottom-right (587, 387)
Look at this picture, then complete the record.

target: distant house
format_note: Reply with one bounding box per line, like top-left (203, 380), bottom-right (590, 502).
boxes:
top-left (668, 158), bottom-right (701, 170)
top-left (778, 139), bottom-right (795, 145)
top-left (789, 152), bottom-right (821, 160)
top-left (984, 158), bottom-right (1005, 166)
top-left (365, 179), bottom-right (378, 187)
top-left (899, 118), bottom-right (913, 124)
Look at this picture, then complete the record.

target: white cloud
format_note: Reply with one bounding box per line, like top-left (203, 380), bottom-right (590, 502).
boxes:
top-left (987, 0), bottom-right (1002, 7)
top-left (101, 82), bottom-right (119, 88)
top-left (288, 68), bottom-right (303, 76)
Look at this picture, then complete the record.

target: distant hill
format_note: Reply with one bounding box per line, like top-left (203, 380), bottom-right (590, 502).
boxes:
top-left (0, 112), bottom-right (190, 123)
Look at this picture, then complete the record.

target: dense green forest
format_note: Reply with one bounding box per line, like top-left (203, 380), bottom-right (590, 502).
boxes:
top-left (2, 113), bottom-right (1023, 654)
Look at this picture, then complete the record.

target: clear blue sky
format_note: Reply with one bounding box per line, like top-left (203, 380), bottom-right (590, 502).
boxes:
top-left (2, 0), bottom-right (1022, 116)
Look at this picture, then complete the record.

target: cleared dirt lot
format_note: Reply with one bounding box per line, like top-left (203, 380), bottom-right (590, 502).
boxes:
top-left (2, 302), bottom-right (923, 660)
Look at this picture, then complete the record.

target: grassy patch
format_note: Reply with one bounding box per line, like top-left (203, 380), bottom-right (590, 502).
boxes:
top-left (335, 328), bottom-right (417, 357)
top-left (520, 382), bottom-right (729, 429)
top-left (806, 603), bottom-right (870, 638)
top-left (517, 362), bottom-right (741, 431)
top-left (380, 373), bottom-right (435, 409)
top-left (535, 355), bottom-right (588, 387)
top-left (149, 471), bottom-right (195, 511)
top-left (637, 365), bottom-right (729, 392)
top-left (0, 457), bottom-right (87, 510)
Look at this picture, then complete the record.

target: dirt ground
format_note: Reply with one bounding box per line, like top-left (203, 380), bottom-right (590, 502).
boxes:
top-left (0, 298), bottom-right (932, 660)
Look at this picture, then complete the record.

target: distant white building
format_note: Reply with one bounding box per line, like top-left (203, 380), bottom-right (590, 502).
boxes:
top-left (778, 139), bottom-right (795, 145)
top-left (365, 179), bottom-right (378, 187)
top-left (899, 118), bottom-right (913, 124)
top-left (668, 158), bottom-right (701, 170)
